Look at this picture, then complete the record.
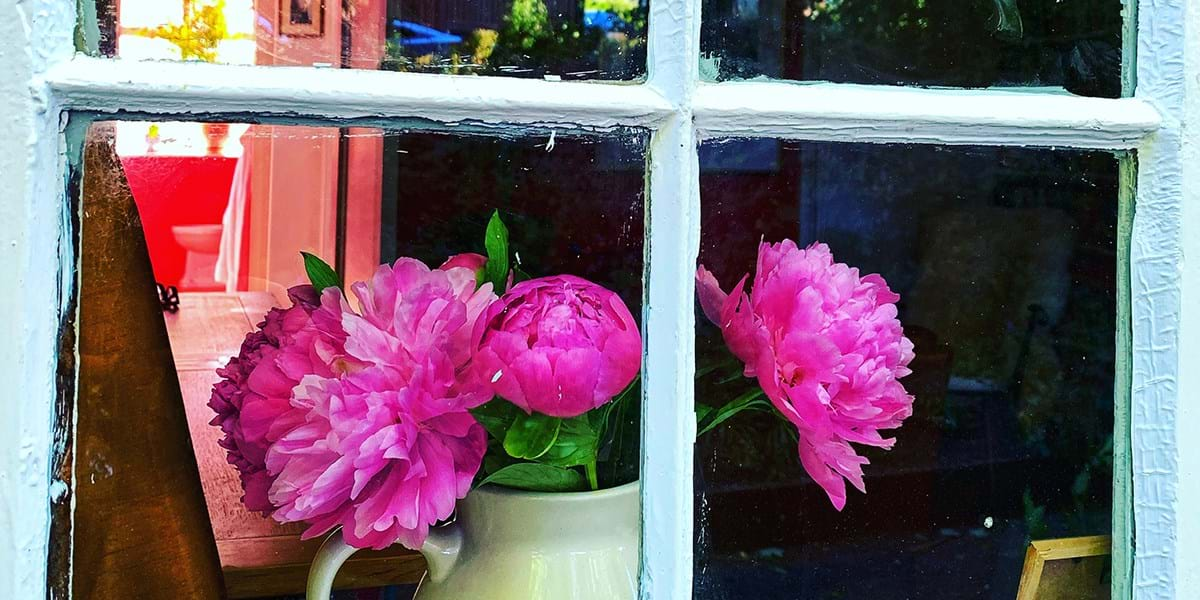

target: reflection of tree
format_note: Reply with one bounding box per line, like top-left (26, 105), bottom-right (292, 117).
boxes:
top-left (124, 0), bottom-right (248, 62)
top-left (487, 0), bottom-right (604, 75)
top-left (702, 0), bottom-right (1121, 96)
top-left (383, 0), bottom-right (647, 79)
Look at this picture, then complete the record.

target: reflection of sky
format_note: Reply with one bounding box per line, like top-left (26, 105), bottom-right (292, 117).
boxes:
top-left (115, 0), bottom-right (258, 162)
top-left (118, 0), bottom-right (255, 63)
top-left (116, 122), bottom-right (250, 157)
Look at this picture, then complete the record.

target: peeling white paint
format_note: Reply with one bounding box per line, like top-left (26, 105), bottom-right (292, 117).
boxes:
top-left (0, 0), bottom-right (76, 598)
top-left (639, 0), bottom-right (700, 597)
top-left (48, 480), bottom-right (67, 503)
top-left (46, 57), bottom-right (676, 132)
top-left (695, 81), bottom-right (1161, 148)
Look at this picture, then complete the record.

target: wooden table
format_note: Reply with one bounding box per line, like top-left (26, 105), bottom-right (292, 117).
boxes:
top-left (164, 293), bottom-right (426, 598)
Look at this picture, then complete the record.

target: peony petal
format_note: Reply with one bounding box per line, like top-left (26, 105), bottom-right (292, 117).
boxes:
top-left (438, 252), bottom-right (487, 274)
top-left (510, 350), bottom-right (556, 414)
top-left (797, 435), bottom-right (848, 511)
top-left (549, 346), bottom-right (603, 416)
top-left (696, 265), bottom-right (729, 326)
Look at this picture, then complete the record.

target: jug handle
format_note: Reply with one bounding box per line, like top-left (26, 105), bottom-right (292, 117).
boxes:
top-left (305, 524), bottom-right (463, 599)
top-left (421, 522), bottom-right (464, 583)
top-left (305, 529), bottom-right (359, 600)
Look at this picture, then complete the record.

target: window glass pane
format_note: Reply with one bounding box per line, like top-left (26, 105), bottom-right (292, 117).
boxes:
top-left (93, 0), bottom-right (646, 80)
top-left (694, 140), bottom-right (1117, 598)
top-left (701, 0), bottom-right (1124, 97)
top-left (75, 120), bottom-right (646, 597)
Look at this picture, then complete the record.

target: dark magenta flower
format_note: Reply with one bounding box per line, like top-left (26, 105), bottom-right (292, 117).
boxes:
top-left (474, 275), bottom-right (641, 418)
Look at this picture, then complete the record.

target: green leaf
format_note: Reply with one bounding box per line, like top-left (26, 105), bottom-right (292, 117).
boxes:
top-left (476, 462), bottom-right (587, 492)
top-left (503, 412), bottom-right (561, 460)
top-left (300, 251), bottom-right (340, 292)
top-left (592, 376), bottom-right (639, 442)
top-left (696, 388), bottom-right (773, 437)
top-left (695, 358), bottom-right (740, 381)
top-left (716, 370), bottom-right (747, 385)
top-left (470, 400), bottom-right (522, 441)
top-left (483, 210), bottom-right (510, 292)
top-left (538, 417), bottom-right (599, 468)
top-left (991, 0), bottom-right (1023, 39)
top-left (694, 402), bottom-right (715, 426)
top-left (481, 451), bottom-right (517, 476)
top-left (595, 376), bottom-right (640, 487)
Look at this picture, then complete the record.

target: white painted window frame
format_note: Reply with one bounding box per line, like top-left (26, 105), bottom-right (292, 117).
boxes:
top-left (1, 0), bottom-right (1196, 598)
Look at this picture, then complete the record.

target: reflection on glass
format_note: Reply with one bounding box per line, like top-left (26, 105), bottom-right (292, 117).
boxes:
top-left (100, 0), bottom-right (646, 79)
top-left (701, 0), bottom-right (1123, 97)
top-left (695, 140), bottom-right (1117, 599)
top-left (90, 120), bottom-right (646, 596)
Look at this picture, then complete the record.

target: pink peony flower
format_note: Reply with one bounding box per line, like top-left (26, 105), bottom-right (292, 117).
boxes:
top-left (474, 275), bottom-right (641, 418)
top-left (209, 285), bottom-right (347, 513)
top-left (266, 360), bottom-right (487, 550)
top-left (438, 252), bottom-right (487, 275)
top-left (265, 258), bottom-right (494, 549)
top-left (697, 241), bottom-right (915, 510)
top-left (345, 258), bottom-right (497, 375)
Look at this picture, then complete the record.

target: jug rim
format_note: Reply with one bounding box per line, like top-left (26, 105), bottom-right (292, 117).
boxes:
top-left (471, 479), bottom-right (639, 503)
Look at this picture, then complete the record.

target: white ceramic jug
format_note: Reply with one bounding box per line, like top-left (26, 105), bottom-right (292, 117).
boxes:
top-left (307, 481), bottom-right (640, 600)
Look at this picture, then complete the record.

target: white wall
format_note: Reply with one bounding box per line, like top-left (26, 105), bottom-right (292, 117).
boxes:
top-left (0, 1), bottom-right (76, 599)
top-left (1172, 0), bottom-right (1200, 595)
top-left (1133, 0), bottom-right (1196, 597)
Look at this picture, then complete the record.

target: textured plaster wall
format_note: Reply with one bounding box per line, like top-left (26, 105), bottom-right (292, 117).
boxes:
top-left (1172, 0), bottom-right (1200, 597)
top-left (0, 1), bottom-right (74, 598)
top-left (1133, 0), bottom-right (1193, 597)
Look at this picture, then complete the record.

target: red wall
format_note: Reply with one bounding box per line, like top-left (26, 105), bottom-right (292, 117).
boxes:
top-left (122, 155), bottom-right (238, 287)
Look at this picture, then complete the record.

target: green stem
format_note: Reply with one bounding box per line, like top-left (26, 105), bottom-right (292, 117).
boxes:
top-left (585, 459), bottom-right (599, 491)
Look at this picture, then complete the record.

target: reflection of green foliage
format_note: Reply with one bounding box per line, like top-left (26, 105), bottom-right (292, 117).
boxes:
top-left (805, 0), bottom-right (1017, 37)
top-left (488, 0), bottom-right (605, 75)
top-left (1023, 434), bottom-right (1112, 542)
top-left (504, 0), bottom-right (553, 50)
top-left (586, 0), bottom-right (638, 12)
top-left (586, 0), bottom-right (646, 32)
top-left (801, 0), bottom-right (931, 39)
top-left (467, 29), bottom-right (500, 65)
top-left (382, 0), bottom-right (645, 79)
top-left (149, 0), bottom-right (227, 62)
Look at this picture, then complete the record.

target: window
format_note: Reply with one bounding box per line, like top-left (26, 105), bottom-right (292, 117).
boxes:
top-left (699, 0), bottom-right (1125, 97)
top-left (4, 0), bottom-right (1194, 598)
top-left (695, 141), bottom-right (1120, 598)
top-left (75, 121), bottom-right (646, 596)
top-left (97, 0), bottom-right (647, 79)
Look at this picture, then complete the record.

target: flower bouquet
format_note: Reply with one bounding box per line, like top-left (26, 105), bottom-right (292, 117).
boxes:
top-left (208, 212), bottom-right (914, 598)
